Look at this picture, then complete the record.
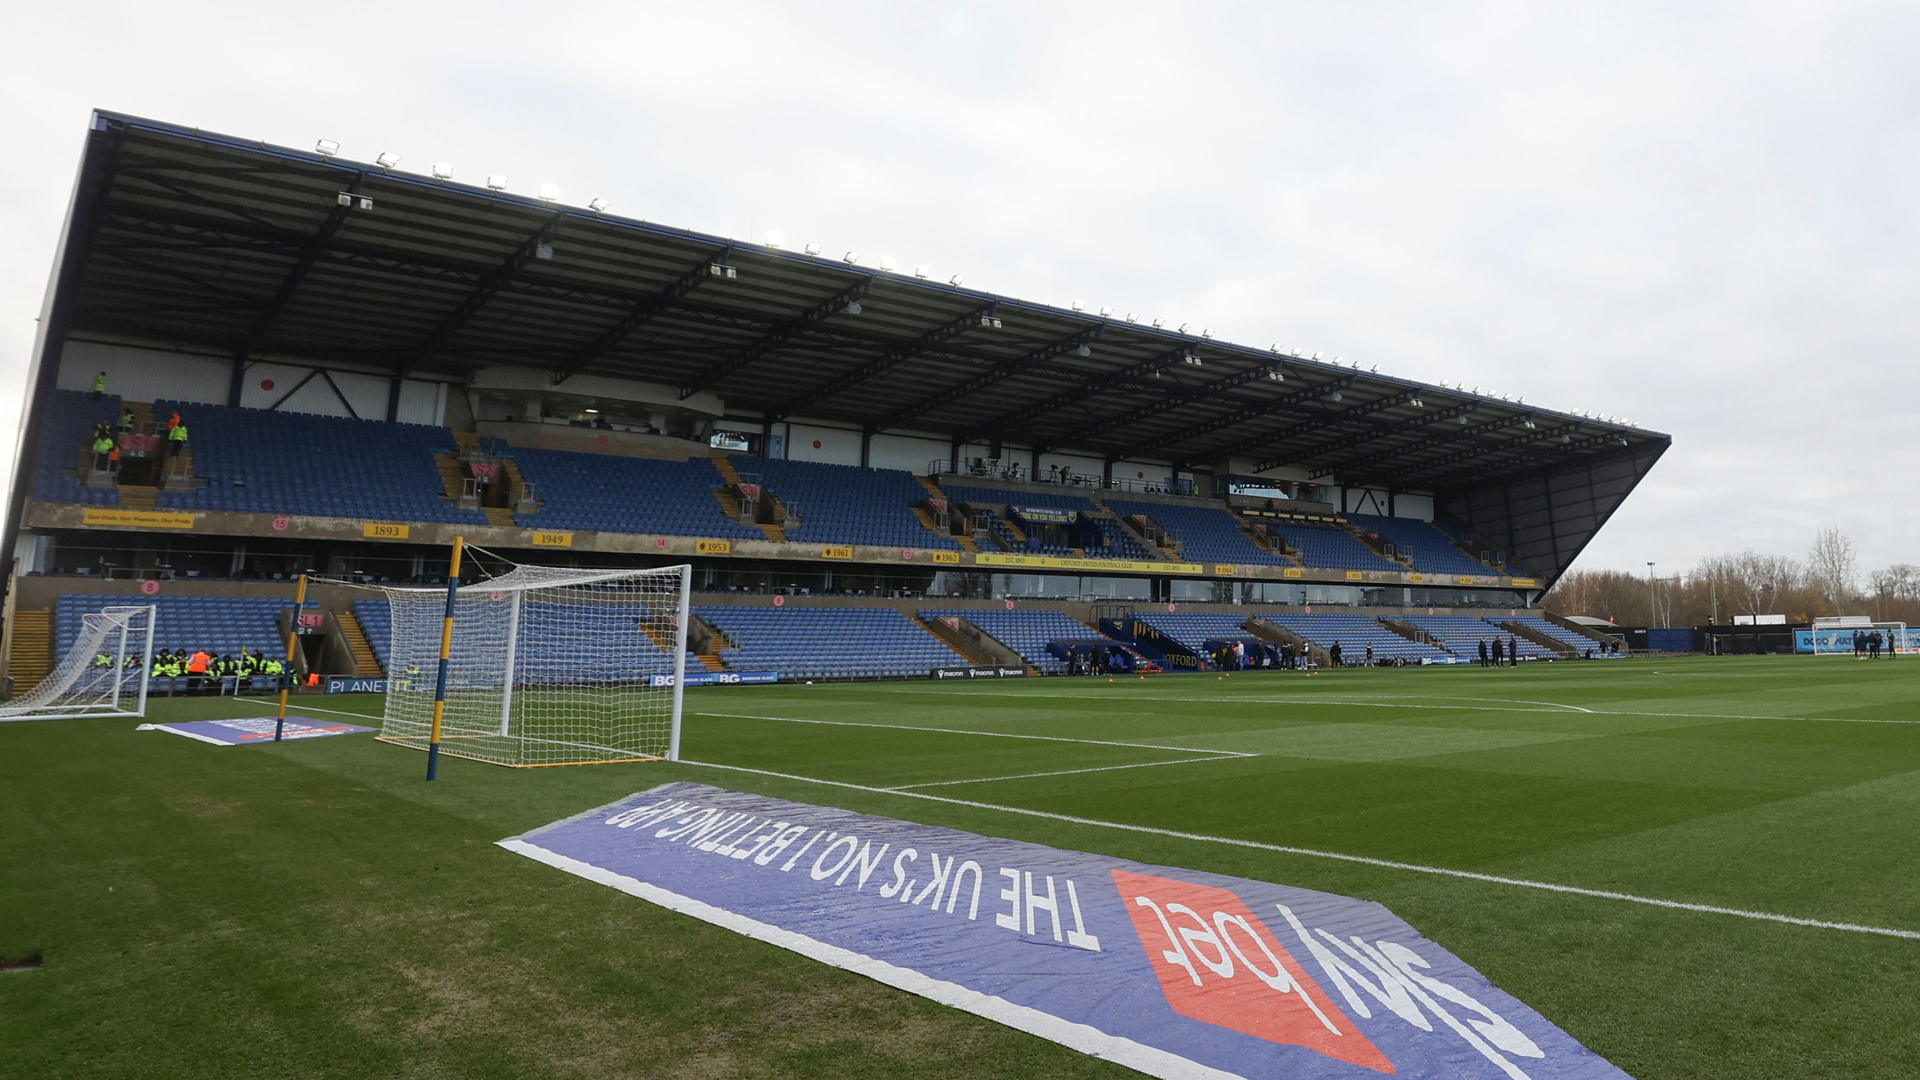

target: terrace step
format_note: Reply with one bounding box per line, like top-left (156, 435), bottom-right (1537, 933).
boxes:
top-left (116, 484), bottom-right (158, 510)
top-left (695, 653), bottom-right (725, 672)
top-left (482, 507), bottom-right (516, 528)
top-left (336, 610), bottom-right (384, 676)
top-left (6, 609), bottom-right (51, 694)
top-left (911, 505), bottom-right (976, 551)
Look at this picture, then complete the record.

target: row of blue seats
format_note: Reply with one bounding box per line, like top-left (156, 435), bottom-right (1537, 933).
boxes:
top-left (35, 391), bottom-right (122, 508)
top-left (922, 609), bottom-right (1094, 673)
top-left (696, 606), bottom-right (963, 679)
top-left (1109, 500), bottom-right (1293, 567)
top-left (737, 456), bottom-right (960, 550)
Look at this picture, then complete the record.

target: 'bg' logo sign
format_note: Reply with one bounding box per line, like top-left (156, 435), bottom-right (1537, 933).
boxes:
top-left (1115, 869), bottom-right (1393, 1073)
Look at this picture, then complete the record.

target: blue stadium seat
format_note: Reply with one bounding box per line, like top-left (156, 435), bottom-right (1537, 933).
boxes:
top-left (695, 606), bottom-right (964, 680)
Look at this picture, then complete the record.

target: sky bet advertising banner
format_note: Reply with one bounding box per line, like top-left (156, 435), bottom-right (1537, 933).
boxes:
top-left (501, 783), bottom-right (1628, 1080)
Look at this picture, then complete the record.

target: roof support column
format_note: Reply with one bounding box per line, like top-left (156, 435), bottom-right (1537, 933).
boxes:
top-left (949, 435), bottom-right (962, 476)
top-left (386, 377), bottom-right (402, 423)
top-left (860, 425), bottom-right (873, 469)
top-left (227, 358), bottom-right (247, 408)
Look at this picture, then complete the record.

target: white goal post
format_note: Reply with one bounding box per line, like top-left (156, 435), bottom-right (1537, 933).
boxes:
top-left (1803, 617), bottom-right (1913, 655)
top-left (0, 605), bottom-right (155, 722)
top-left (374, 563), bottom-right (692, 767)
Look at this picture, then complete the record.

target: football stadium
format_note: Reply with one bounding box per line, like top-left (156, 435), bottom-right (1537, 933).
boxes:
top-left (3, 113), bottom-right (1917, 1080)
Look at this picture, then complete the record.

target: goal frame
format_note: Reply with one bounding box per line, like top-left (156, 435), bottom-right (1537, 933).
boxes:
top-left (1803, 619), bottom-right (1910, 656)
top-left (374, 562), bottom-right (693, 767)
top-left (0, 604), bottom-right (156, 722)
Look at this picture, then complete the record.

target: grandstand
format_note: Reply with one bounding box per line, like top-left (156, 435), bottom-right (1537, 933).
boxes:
top-left (0, 113), bottom-right (1670, 695)
top-left (695, 607), bottom-right (964, 680)
top-left (920, 608), bottom-right (1097, 673)
top-left (1266, 613), bottom-right (1452, 664)
top-left (1405, 614), bottom-right (1557, 660)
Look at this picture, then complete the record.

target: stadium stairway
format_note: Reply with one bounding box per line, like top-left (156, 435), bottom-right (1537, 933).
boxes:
top-left (335, 610), bottom-right (385, 676)
top-left (711, 453), bottom-right (788, 543)
top-left (915, 613), bottom-right (1024, 669)
top-left (1223, 507), bottom-right (1300, 564)
top-left (1349, 528), bottom-right (1411, 568)
top-left (1378, 617), bottom-right (1449, 653)
top-left (1245, 617), bottom-right (1330, 666)
top-left (7, 609), bottom-right (51, 693)
top-left (913, 476), bottom-right (978, 552)
top-left (1492, 618), bottom-right (1579, 657)
top-left (116, 483), bottom-right (159, 510)
top-left (694, 652), bottom-right (726, 672)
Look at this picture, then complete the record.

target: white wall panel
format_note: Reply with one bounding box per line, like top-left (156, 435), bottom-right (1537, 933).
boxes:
top-left (59, 341), bottom-right (228, 405)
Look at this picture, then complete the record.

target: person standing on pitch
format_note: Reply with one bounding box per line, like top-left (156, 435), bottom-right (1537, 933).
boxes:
top-left (1492, 637), bottom-right (1504, 667)
top-left (1509, 635), bottom-right (1520, 666)
top-left (1478, 638), bottom-right (1489, 667)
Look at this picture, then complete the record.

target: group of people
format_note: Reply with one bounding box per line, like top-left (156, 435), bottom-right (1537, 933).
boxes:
top-left (1852, 630), bottom-right (1899, 658)
top-left (118, 649), bottom-right (289, 693)
top-left (1477, 636), bottom-right (1524, 667)
top-left (84, 395), bottom-right (188, 473)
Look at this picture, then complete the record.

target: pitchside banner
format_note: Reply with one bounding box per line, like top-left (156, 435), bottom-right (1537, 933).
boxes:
top-left (501, 783), bottom-right (1628, 1080)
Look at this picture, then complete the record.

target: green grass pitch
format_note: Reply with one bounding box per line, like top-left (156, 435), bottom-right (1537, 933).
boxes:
top-left (5, 655), bottom-right (1920, 1079)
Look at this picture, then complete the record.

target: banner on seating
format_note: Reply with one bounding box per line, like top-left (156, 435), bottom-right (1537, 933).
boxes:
top-left (1011, 505), bottom-right (1079, 524)
top-left (503, 783), bottom-right (1628, 1080)
top-left (648, 670), bottom-right (780, 687)
top-left (929, 666), bottom-right (1028, 679)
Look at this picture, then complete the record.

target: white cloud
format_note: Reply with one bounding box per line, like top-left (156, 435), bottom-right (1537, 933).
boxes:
top-left (2, 1), bottom-right (1915, 570)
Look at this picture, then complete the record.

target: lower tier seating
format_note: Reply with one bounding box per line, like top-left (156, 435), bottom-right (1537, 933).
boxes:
top-left (1264, 614), bottom-right (1450, 663)
top-left (1493, 615), bottom-right (1595, 653)
top-left (919, 609), bottom-right (1094, 673)
top-left (1130, 611), bottom-right (1257, 651)
top-left (56, 594), bottom-right (295, 661)
top-left (1406, 615), bottom-right (1556, 659)
top-left (696, 606), bottom-right (964, 680)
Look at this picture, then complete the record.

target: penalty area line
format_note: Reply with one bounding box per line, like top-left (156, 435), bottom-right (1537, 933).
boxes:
top-left (887, 755), bottom-right (1244, 791)
top-left (677, 758), bottom-right (1920, 942)
top-left (694, 710), bottom-right (1256, 758)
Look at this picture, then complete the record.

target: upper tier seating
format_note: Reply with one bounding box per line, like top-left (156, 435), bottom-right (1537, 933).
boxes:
top-left (56, 594), bottom-right (299, 661)
top-left (34, 390), bottom-right (121, 507)
top-left (1089, 519), bottom-right (1152, 560)
top-left (1492, 615), bottom-right (1595, 653)
top-left (696, 606), bottom-right (963, 680)
top-left (1131, 611), bottom-right (1257, 651)
top-left (509, 449), bottom-right (761, 539)
top-left (1405, 615), bottom-right (1556, 659)
top-left (1347, 514), bottom-right (1494, 576)
top-left (735, 457), bottom-right (959, 550)
top-left (920, 609), bottom-right (1095, 673)
top-left (1264, 520), bottom-right (1402, 572)
top-left (944, 486), bottom-right (1100, 514)
top-left (1263, 613), bottom-right (1450, 662)
top-left (150, 402), bottom-right (487, 524)
top-left (1107, 500), bottom-right (1292, 566)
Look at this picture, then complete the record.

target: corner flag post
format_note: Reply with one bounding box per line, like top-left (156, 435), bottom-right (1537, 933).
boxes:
top-left (273, 573), bottom-right (308, 742)
top-left (426, 536), bottom-right (465, 781)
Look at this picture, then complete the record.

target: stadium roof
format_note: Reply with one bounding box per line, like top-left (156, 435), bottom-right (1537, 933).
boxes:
top-left (11, 111), bottom-right (1672, 587)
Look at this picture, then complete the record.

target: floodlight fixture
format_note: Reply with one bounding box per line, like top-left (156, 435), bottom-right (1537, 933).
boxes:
top-left (1182, 353), bottom-right (1203, 367)
top-left (537, 183), bottom-right (560, 203)
top-left (1267, 367), bottom-right (1285, 382)
top-left (879, 255), bottom-right (897, 272)
top-left (948, 272), bottom-right (965, 285)
top-left (1517, 396), bottom-right (1526, 405)
top-left (914, 265), bottom-right (930, 279)
top-left (1332, 356), bottom-right (1344, 365)
top-left (1176, 322), bottom-right (1190, 333)
top-left (1151, 317), bottom-right (1166, 328)
top-left (1291, 347), bottom-right (1303, 358)
top-left (1456, 414), bottom-right (1470, 424)
top-left (1076, 345), bottom-right (1092, 357)
top-left (1270, 343), bottom-right (1283, 354)
top-left (1410, 396), bottom-right (1424, 407)
top-left (485, 174), bottom-right (508, 191)
top-left (375, 151), bottom-right (401, 171)
top-left (805, 242), bottom-right (823, 256)
top-left (336, 192), bottom-right (374, 210)
top-left (315, 139), bottom-right (341, 157)
top-left (1125, 312), bottom-right (1138, 323)
top-left (765, 231), bottom-right (783, 249)
top-left (1523, 418), bottom-right (1537, 430)
top-left (1099, 306), bottom-right (1113, 317)
top-left (587, 197), bottom-right (610, 214)
top-left (845, 301), bottom-right (863, 315)
top-left (1201, 327), bottom-right (1214, 339)
top-left (843, 251), bottom-right (861, 266)
top-left (707, 263), bottom-right (737, 280)
top-left (1370, 363), bottom-right (1380, 373)
top-left (1070, 300), bottom-right (1085, 312)
top-left (431, 162), bottom-right (454, 181)
top-left (1330, 391), bottom-right (1344, 402)
top-left (978, 313), bottom-right (1002, 328)
top-left (1561, 434), bottom-right (1573, 443)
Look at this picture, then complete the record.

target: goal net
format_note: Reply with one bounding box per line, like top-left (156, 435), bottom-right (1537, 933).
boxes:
top-left (1803, 618), bottom-right (1913, 655)
top-left (1, 605), bottom-right (155, 721)
top-left (374, 564), bottom-right (691, 766)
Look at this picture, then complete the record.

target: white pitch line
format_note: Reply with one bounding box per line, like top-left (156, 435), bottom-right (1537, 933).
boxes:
top-left (230, 699), bottom-right (383, 722)
top-left (881, 689), bottom-right (1920, 725)
top-left (694, 710), bottom-right (1256, 757)
top-left (677, 758), bottom-right (1920, 942)
top-left (889, 755), bottom-right (1242, 791)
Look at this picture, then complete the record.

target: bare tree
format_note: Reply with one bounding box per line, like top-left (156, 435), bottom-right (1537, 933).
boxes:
top-left (1807, 527), bottom-right (1859, 614)
top-left (1694, 550), bottom-right (1800, 618)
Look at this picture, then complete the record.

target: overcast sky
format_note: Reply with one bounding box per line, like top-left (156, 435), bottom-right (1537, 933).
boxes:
top-left (5, 3), bottom-right (1916, 575)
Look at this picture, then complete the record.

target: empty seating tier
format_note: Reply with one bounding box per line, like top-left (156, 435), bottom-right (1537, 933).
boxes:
top-left (56, 594), bottom-right (297, 661)
top-left (150, 401), bottom-right (487, 524)
top-left (1347, 514), bottom-right (1495, 576)
top-left (1264, 520), bottom-right (1402, 572)
top-left (1494, 615), bottom-right (1595, 653)
top-left (736, 457), bottom-right (960, 550)
top-left (35, 390), bottom-right (121, 507)
top-left (696, 606), bottom-right (963, 680)
top-left (920, 609), bottom-right (1096, 673)
top-left (1405, 615), bottom-right (1556, 660)
top-left (1108, 500), bottom-right (1292, 566)
top-left (509, 449), bottom-right (761, 539)
top-left (1131, 611), bottom-right (1257, 650)
top-left (1264, 613), bottom-right (1450, 663)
